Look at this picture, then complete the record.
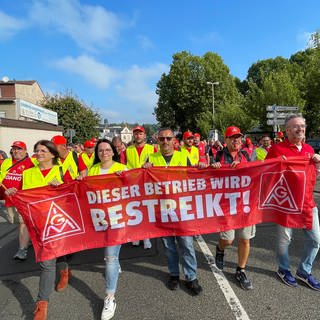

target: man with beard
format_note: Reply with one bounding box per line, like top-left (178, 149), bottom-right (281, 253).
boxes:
top-left (126, 126), bottom-right (156, 249)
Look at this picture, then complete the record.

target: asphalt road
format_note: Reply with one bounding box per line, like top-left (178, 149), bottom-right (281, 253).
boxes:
top-left (1, 188), bottom-right (320, 320)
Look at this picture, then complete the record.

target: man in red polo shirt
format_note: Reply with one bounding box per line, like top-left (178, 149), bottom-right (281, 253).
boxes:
top-left (266, 114), bottom-right (320, 290)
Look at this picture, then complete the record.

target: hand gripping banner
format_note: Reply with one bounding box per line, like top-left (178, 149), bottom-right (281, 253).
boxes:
top-left (13, 157), bottom-right (316, 262)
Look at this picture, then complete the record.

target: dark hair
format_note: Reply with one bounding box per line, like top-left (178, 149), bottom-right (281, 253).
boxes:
top-left (93, 139), bottom-right (120, 165)
top-left (34, 140), bottom-right (60, 165)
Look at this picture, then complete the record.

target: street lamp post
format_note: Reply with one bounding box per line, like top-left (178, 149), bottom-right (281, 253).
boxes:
top-left (207, 81), bottom-right (219, 139)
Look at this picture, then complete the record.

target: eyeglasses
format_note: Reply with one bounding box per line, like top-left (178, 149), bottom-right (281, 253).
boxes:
top-left (158, 136), bottom-right (174, 142)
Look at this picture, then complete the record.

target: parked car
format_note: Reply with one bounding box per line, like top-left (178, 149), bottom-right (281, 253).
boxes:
top-left (307, 139), bottom-right (320, 154)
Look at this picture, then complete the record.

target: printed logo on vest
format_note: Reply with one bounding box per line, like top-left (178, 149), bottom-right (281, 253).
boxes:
top-left (259, 170), bottom-right (306, 214)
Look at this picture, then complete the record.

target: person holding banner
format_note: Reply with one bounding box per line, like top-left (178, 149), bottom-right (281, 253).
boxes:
top-left (10, 140), bottom-right (72, 320)
top-left (266, 114), bottom-right (320, 290)
top-left (126, 125), bottom-right (156, 249)
top-left (211, 126), bottom-right (255, 290)
top-left (0, 141), bottom-right (34, 260)
top-left (143, 128), bottom-right (203, 295)
top-left (86, 139), bottom-right (127, 320)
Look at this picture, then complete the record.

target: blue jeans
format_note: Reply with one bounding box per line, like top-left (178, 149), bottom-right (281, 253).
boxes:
top-left (105, 245), bottom-right (121, 295)
top-left (277, 207), bottom-right (320, 275)
top-left (162, 236), bottom-right (197, 281)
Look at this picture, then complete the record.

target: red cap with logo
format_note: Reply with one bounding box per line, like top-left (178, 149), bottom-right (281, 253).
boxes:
top-left (84, 140), bottom-right (95, 148)
top-left (224, 126), bottom-right (243, 138)
top-left (51, 135), bottom-right (67, 145)
top-left (133, 126), bottom-right (145, 133)
top-left (183, 131), bottom-right (194, 140)
top-left (11, 141), bottom-right (27, 149)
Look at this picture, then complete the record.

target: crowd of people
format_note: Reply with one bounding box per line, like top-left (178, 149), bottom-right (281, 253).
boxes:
top-left (0, 115), bottom-right (320, 320)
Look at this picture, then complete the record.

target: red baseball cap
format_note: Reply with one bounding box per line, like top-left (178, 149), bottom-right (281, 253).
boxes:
top-left (183, 131), bottom-right (194, 140)
top-left (11, 141), bottom-right (27, 149)
top-left (277, 131), bottom-right (284, 138)
top-left (51, 135), bottom-right (67, 145)
top-left (194, 133), bottom-right (201, 139)
top-left (91, 137), bottom-right (98, 143)
top-left (224, 126), bottom-right (243, 138)
top-left (133, 125), bottom-right (145, 133)
top-left (245, 137), bottom-right (252, 144)
top-left (84, 140), bottom-right (95, 148)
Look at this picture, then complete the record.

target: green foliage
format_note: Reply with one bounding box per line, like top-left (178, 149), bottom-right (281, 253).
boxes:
top-left (41, 92), bottom-right (101, 143)
top-left (155, 51), bottom-right (252, 136)
top-left (244, 58), bottom-right (305, 129)
top-left (215, 103), bottom-right (258, 134)
top-left (301, 48), bottom-right (320, 135)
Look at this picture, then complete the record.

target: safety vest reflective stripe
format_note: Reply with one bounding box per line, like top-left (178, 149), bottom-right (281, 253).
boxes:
top-left (80, 153), bottom-right (95, 169)
top-left (58, 152), bottom-right (78, 179)
top-left (22, 165), bottom-right (64, 190)
top-left (126, 144), bottom-right (154, 169)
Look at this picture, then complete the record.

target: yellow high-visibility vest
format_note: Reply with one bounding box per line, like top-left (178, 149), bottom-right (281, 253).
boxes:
top-left (22, 165), bottom-right (64, 190)
top-left (88, 161), bottom-right (127, 176)
top-left (58, 151), bottom-right (78, 179)
top-left (180, 146), bottom-right (199, 165)
top-left (126, 144), bottom-right (154, 169)
top-left (148, 151), bottom-right (187, 167)
top-left (256, 147), bottom-right (268, 161)
top-left (80, 152), bottom-right (95, 169)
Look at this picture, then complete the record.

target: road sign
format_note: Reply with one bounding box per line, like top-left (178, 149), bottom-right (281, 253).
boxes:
top-left (267, 112), bottom-right (288, 119)
top-left (267, 119), bottom-right (285, 125)
top-left (267, 112), bottom-right (302, 119)
top-left (266, 105), bottom-right (299, 112)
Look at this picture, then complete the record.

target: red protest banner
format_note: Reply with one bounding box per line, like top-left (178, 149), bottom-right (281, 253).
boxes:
top-left (13, 157), bottom-right (316, 262)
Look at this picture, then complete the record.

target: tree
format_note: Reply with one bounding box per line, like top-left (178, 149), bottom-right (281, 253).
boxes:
top-left (155, 51), bottom-right (253, 136)
top-left (41, 92), bottom-right (101, 143)
top-left (308, 30), bottom-right (320, 49)
top-left (244, 57), bottom-right (305, 129)
top-left (301, 48), bottom-right (320, 136)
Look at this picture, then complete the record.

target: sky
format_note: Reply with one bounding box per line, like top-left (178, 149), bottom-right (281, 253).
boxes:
top-left (0, 0), bottom-right (319, 125)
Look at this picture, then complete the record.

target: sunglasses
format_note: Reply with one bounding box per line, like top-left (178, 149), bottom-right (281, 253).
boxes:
top-left (158, 136), bottom-right (174, 142)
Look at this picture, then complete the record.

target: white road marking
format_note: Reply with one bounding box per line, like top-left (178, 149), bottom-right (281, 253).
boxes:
top-left (195, 235), bottom-right (251, 320)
